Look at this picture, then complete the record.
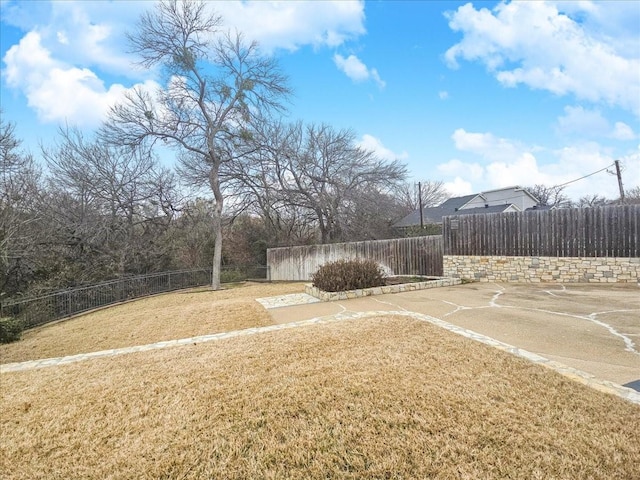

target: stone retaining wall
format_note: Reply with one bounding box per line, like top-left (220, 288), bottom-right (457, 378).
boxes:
top-left (305, 277), bottom-right (461, 302)
top-left (444, 256), bottom-right (640, 283)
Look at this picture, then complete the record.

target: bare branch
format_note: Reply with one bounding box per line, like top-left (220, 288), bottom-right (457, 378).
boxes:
top-left (127, 0), bottom-right (222, 69)
top-left (228, 121), bottom-right (408, 243)
top-left (102, 1), bottom-right (291, 288)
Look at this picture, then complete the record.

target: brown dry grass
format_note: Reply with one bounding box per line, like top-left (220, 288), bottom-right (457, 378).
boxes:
top-left (0, 282), bottom-right (304, 363)
top-left (2, 316), bottom-right (639, 479)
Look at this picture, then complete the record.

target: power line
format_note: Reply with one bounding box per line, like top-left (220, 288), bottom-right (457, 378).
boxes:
top-left (551, 162), bottom-right (615, 190)
top-left (450, 163), bottom-right (618, 202)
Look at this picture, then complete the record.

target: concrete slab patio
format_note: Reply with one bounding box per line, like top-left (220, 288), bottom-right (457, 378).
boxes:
top-left (266, 282), bottom-right (640, 391)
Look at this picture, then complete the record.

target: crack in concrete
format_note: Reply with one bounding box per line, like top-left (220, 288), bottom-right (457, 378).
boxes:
top-left (502, 305), bottom-right (640, 356)
top-left (544, 284), bottom-right (567, 297)
top-left (476, 285), bottom-right (640, 356)
top-left (371, 297), bottom-right (409, 312)
top-left (587, 311), bottom-right (638, 355)
top-left (441, 300), bottom-right (476, 318)
top-left (489, 288), bottom-right (505, 307)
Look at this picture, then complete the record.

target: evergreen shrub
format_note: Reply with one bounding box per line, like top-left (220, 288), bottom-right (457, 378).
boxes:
top-left (311, 259), bottom-right (386, 292)
top-left (220, 269), bottom-right (246, 284)
top-left (0, 317), bottom-right (24, 344)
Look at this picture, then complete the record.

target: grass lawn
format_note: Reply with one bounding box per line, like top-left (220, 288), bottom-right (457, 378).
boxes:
top-left (2, 316), bottom-right (639, 478)
top-left (0, 282), bottom-right (305, 363)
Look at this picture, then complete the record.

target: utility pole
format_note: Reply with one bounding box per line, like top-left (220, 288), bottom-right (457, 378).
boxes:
top-left (418, 181), bottom-right (424, 229)
top-left (614, 160), bottom-right (625, 204)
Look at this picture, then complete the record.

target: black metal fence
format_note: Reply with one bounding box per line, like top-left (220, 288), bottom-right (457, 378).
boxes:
top-left (0, 266), bottom-right (269, 330)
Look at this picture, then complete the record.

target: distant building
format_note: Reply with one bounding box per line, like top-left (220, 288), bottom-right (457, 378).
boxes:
top-left (393, 186), bottom-right (542, 231)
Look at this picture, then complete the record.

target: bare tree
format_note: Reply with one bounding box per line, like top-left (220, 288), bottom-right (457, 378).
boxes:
top-left (222, 120), bottom-right (316, 245)
top-left (0, 113), bottom-right (41, 295)
top-left (42, 127), bottom-right (178, 281)
top-left (525, 184), bottom-right (572, 208)
top-left (163, 198), bottom-right (215, 269)
top-left (229, 121), bottom-right (407, 243)
top-left (394, 180), bottom-right (449, 212)
top-left (339, 188), bottom-right (409, 240)
top-left (624, 186), bottom-right (640, 205)
top-left (577, 194), bottom-right (609, 208)
top-left (101, 0), bottom-right (290, 289)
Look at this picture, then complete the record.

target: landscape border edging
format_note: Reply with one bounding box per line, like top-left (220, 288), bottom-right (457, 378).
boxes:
top-left (305, 276), bottom-right (462, 302)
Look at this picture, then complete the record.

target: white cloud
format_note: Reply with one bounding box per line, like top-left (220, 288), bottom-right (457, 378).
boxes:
top-left (357, 134), bottom-right (408, 161)
top-left (484, 152), bottom-right (544, 188)
top-left (554, 1), bottom-right (640, 57)
top-left (618, 146), bottom-right (640, 190)
top-left (213, 0), bottom-right (365, 53)
top-left (556, 106), bottom-right (610, 136)
top-left (369, 69), bottom-right (385, 89)
top-left (443, 177), bottom-right (473, 197)
top-left (334, 54), bottom-right (368, 81)
top-left (2, 1), bottom-right (365, 62)
top-left (333, 54), bottom-right (386, 88)
top-left (2, 0), bottom-right (145, 78)
top-left (3, 31), bottom-right (158, 126)
top-left (438, 90), bottom-right (449, 100)
top-left (451, 128), bottom-right (520, 162)
top-left (1, 0), bottom-right (369, 126)
top-left (445, 1), bottom-right (640, 115)
top-left (56, 31), bottom-right (68, 45)
top-left (610, 122), bottom-right (636, 141)
top-left (437, 158), bottom-right (483, 181)
top-left (551, 142), bottom-right (637, 197)
top-left (438, 128), bottom-right (636, 200)
top-left (555, 106), bottom-right (637, 140)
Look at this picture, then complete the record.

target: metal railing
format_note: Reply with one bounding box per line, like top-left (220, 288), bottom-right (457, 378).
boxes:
top-left (1, 265), bottom-right (269, 330)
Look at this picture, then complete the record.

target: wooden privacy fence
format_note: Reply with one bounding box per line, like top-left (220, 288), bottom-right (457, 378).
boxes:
top-left (442, 205), bottom-right (639, 257)
top-left (267, 236), bottom-right (443, 281)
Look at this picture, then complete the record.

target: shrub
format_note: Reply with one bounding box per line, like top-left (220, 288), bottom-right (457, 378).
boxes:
top-left (311, 259), bottom-right (386, 292)
top-left (0, 317), bottom-right (24, 344)
top-left (220, 269), bottom-right (246, 284)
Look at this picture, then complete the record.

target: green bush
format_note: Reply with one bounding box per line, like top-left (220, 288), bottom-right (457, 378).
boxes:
top-left (0, 317), bottom-right (24, 344)
top-left (220, 269), bottom-right (246, 284)
top-left (311, 259), bottom-right (386, 292)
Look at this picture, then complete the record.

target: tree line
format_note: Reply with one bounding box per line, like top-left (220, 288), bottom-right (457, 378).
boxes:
top-left (1, 104), bottom-right (447, 298)
top-left (2, 0), bottom-right (636, 297)
top-left (1, 110), bottom-right (449, 297)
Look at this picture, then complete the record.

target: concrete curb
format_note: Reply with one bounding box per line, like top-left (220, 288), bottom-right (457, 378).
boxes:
top-left (305, 276), bottom-right (462, 301)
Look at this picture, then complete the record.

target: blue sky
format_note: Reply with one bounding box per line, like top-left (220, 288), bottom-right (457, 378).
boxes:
top-left (1, 0), bottom-right (639, 201)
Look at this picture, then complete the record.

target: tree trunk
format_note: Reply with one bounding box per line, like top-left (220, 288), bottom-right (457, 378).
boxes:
top-left (211, 210), bottom-right (222, 290)
top-left (209, 164), bottom-right (224, 290)
top-left (317, 210), bottom-right (328, 244)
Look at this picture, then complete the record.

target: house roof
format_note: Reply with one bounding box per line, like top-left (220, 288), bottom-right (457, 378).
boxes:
top-left (393, 194), bottom-right (521, 228)
top-left (393, 186), bottom-right (543, 228)
top-left (392, 194), bottom-right (475, 228)
top-left (449, 205), bottom-right (515, 216)
top-left (479, 185), bottom-right (541, 204)
top-left (525, 204), bottom-right (553, 211)
top-left (438, 194), bottom-right (477, 210)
